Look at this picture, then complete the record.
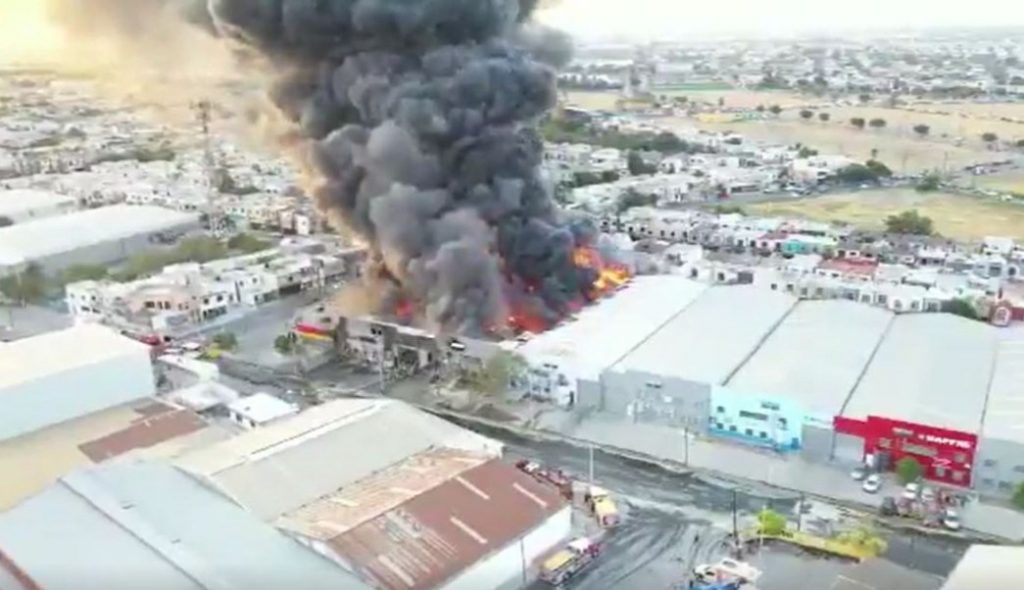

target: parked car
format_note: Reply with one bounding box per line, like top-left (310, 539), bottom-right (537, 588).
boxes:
top-left (862, 474), bottom-right (882, 494)
top-left (850, 466), bottom-right (867, 481)
top-left (943, 509), bottom-right (961, 531)
top-left (921, 487), bottom-right (936, 503)
top-left (880, 496), bottom-right (898, 516)
top-left (897, 497), bottom-right (914, 517)
top-left (903, 482), bottom-right (921, 500)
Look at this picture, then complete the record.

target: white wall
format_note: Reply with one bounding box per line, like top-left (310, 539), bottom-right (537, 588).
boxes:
top-left (441, 505), bottom-right (572, 590)
top-left (0, 352), bottom-right (156, 441)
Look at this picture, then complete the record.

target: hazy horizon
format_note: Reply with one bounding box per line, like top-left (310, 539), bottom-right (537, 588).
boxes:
top-left (539, 0), bottom-right (1024, 41)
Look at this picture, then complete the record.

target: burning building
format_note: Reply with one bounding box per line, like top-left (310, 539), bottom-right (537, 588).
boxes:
top-left (198, 0), bottom-right (618, 337)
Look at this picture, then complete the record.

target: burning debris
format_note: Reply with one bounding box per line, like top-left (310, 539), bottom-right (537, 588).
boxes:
top-left (200, 0), bottom-right (624, 337)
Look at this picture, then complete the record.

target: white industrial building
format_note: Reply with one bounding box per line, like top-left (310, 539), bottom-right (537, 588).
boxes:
top-left (0, 189), bottom-right (78, 224)
top-left (0, 204), bottom-right (200, 276)
top-left (975, 327), bottom-right (1024, 497)
top-left (0, 324), bottom-right (156, 441)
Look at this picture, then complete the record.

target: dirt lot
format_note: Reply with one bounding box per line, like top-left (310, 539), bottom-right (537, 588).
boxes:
top-left (976, 170), bottom-right (1024, 194)
top-left (668, 116), bottom-right (996, 173)
top-left (748, 189), bottom-right (1024, 240)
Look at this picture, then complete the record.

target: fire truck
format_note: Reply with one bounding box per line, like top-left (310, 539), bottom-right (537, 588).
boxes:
top-left (583, 485), bottom-right (620, 528)
top-left (515, 459), bottom-right (574, 499)
top-left (539, 537), bottom-right (603, 586)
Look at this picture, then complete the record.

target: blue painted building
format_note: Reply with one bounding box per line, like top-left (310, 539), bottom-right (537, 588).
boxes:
top-left (709, 385), bottom-right (803, 451)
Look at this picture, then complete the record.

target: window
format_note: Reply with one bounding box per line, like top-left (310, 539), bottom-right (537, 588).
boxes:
top-left (715, 422), bottom-right (724, 430)
top-left (729, 425), bottom-right (737, 432)
top-left (935, 466), bottom-right (947, 478)
top-left (777, 418), bottom-right (788, 431)
top-left (999, 481), bottom-right (1014, 491)
top-left (878, 438), bottom-right (892, 449)
top-left (982, 478), bottom-right (995, 488)
top-left (760, 401), bottom-right (780, 411)
top-left (716, 406), bottom-right (725, 413)
top-left (984, 459), bottom-right (998, 468)
top-left (759, 431), bottom-right (768, 439)
top-left (739, 410), bottom-right (768, 421)
top-left (902, 443), bottom-right (938, 458)
top-left (1014, 466), bottom-right (1024, 474)
top-left (952, 471), bottom-right (965, 483)
top-left (954, 453), bottom-right (967, 464)
top-left (771, 283), bottom-right (778, 291)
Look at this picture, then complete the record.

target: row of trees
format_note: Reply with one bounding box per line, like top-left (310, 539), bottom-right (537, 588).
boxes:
top-left (541, 117), bottom-right (705, 155)
top-left (799, 110), bottom-right (831, 123)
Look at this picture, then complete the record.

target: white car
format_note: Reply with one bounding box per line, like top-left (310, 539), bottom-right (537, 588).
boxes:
top-left (921, 487), bottom-right (937, 503)
top-left (862, 474), bottom-right (882, 494)
top-left (943, 509), bottom-right (961, 531)
top-left (903, 482), bottom-right (921, 500)
top-left (850, 466), bottom-right (867, 481)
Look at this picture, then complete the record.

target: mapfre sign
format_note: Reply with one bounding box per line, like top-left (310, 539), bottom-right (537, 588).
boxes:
top-left (920, 433), bottom-right (972, 450)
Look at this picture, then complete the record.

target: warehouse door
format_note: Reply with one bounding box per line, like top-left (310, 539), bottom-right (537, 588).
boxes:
top-left (831, 432), bottom-right (865, 466)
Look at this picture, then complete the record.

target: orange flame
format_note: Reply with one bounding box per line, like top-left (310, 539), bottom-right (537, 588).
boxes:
top-left (574, 246), bottom-right (631, 299)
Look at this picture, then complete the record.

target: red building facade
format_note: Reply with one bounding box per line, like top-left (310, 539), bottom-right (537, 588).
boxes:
top-left (834, 415), bottom-right (977, 487)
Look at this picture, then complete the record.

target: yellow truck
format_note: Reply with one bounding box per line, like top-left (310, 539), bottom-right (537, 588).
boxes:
top-left (539, 537), bottom-right (603, 586)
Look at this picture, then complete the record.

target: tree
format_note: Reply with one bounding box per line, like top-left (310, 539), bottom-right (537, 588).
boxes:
top-left (757, 509), bottom-right (788, 536)
top-left (837, 524), bottom-right (888, 556)
top-left (836, 164), bottom-right (878, 184)
top-left (818, 112), bottom-right (831, 123)
top-left (916, 173), bottom-right (941, 193)
top-left (981, 132), bottom-right (999, 144)
top-left (850, 117), bottom-right (866, 129)
top-left (1014, 482), bottom-right (1024, 510)
top-left (0, 264), bottom-right (48, 305)
top-left (274, 334), bottom-right (295, 355)
top-left (60, 264), bottom-right (109, 285)
top-left (227, 232), bottom-right (272, 254)
top-left (627, 151), bottom-right (656, 176)
top-left (755, 104), bottom-right (766, 112)
top-left (797, 146), bottom-right (819, 158)
top-left (885, 210), bottom-right (934, 236)
top-left (895, 457), bottom-right (925, 484)
top-left (869, 118), bottom-right (887, 129)
top-left (466, 351), bottom-right (527, 399)
top-left (617, 188), bottom-right (658, 213)
top-left (865, 159), bottom-right (893, 178)
top-left (0, 215), bottom-right (12, 228)
top-left (944, 298), bottom-right (981, 321)
top-left (1016, 139), bottom-right (1024, 149)
top-left (212, 332), bottom-right (238, 351)
top-left (768, 104), bottom-right (782, 116)
top-left (913, 124), bottom-right (930, 137)
top-left (858, 93), bottom-right (872, 103)
top-left (799, 109), bottom-right (814, 120)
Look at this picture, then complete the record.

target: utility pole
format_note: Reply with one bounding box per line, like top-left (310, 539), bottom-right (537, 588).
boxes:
top-left (732, 488), bottom-right (742, 558)
top-left (796, 493), bottom-right (805, 532)
top-left (683, 425), bottom-right (690, 466)
top-left (588, 444), bottom-right (595, 485)
top-left (192, 98), bottom-right (225, 236)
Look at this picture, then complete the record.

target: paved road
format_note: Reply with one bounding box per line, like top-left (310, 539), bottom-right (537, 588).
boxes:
top-left (454, 420), bottom-right (967, 589)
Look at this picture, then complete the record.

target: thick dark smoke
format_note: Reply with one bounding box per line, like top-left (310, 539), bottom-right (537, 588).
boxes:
top-left (203, 0), bottom-right (596, 336)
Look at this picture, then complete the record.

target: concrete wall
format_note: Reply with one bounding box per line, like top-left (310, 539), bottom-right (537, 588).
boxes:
top-left (0, 352), bottom-right (155, 441)
top-left (442, 505), bottom-right (572, 590)
top-left (800, 423), bottom-right (835, 463)
top-left (975, 437), bottom-right (1024, 497)
top-left (598, 369), bottom-right (711, 431)
top-left (831, 432), bottom-right (866, 465)
top-left (709, 385), bottom-right (802, 451)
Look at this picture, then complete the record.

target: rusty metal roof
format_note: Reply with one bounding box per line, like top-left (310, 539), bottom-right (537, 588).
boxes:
top-left (78, 405), bottom-right (207, 462)
top-left (328, 459), bottom-right (567, 590)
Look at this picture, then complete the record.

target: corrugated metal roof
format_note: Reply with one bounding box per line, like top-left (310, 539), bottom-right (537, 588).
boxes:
top-left (0, 459), bottom-right (370, 590)
top-left (0, 205), bottom-right (199, 267)
top-left (941, 545), bottom-right (1024, 590)
top-left (614, 285), bottom-right (797, 384)
top-left (329, 459), bottom-right (566, 590)
top-left (0, 189), bottom-right (76, 217)
top-left (982, 327), bottom-right (1024, 443)
top-left (727, 300), bottom-right (894, 417)
top-left (278, 448), bottom-right (489, 539)
top-left (177, 399), bottom-right (501, 520)
top-left (516, 276), bottom-right (708, 380)
top-left (0, 324), bottom-right (151, 393)
top-left (842, 314), bottom-right (996, 433)
top-left (0, 399), bottom-right (219, 511)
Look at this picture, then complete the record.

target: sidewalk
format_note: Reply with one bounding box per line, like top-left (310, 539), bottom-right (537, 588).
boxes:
top-left (536, 410), bottom-right (1024, 542)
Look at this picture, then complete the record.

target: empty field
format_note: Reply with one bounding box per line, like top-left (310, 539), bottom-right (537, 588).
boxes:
top-left (748, 189), bottom-right (1024, 240)
top-left (670, 116), bottom-right (996, 173)
top-left (564, 89), bottom-right (815, 111)
top-left (779, 105), bottom-right (1024, 142)
top-left (977, 170), bottom-right (1024, 194)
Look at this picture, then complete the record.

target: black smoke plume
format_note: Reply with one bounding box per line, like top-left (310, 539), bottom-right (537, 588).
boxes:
top-left (205, 0), bottom-right (597, 336)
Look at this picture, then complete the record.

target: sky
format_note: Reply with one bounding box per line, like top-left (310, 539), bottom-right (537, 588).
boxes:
top-left (538, 0), bottom-right (1024, 40)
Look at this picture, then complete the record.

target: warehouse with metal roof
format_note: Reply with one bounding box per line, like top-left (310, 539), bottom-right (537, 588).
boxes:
top-left (0, 189), bottom-right (77, 224)
top-left (0, 324), bottom-right (156, 441)
top-left (975, 327), bottom-right (1024, 498)
top-left (595, 285), bottom-right (796, 429)
top-left (516, 275), bottom-right (707, 405)
top-left (840, 313), bottom-right (996, 434)
top-left (0, 204), bottom-right (199, 276)
top-left (0, 460), bottom-right (369, 590)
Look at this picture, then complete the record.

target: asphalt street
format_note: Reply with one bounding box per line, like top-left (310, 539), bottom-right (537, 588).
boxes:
top-left (458, 421), bottom-right (967, 590)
